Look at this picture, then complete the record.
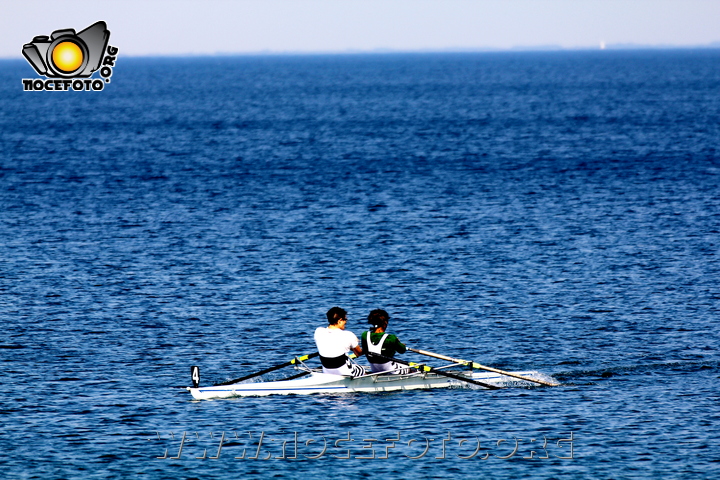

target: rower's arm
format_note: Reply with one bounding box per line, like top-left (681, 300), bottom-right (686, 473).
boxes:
top-left (391, 334), bottom-right (407, 354)
top-left (351, 345), bottom-right (363, 356)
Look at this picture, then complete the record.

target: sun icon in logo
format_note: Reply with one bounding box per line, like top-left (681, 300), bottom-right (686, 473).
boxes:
top-left (51, 41), bottom-right (85, 73)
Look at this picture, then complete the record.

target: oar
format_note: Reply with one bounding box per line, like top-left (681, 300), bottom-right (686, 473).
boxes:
top-left (213, 352), bottom-right (319, 386)
top-left (371, 353), bottom-right (501, 390)
top-left (407, 347), bottom-right (559, 387)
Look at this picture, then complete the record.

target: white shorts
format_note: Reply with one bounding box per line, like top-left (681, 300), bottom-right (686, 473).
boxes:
top-left (322, 363), bottom-right (366, 377)
top-left (370, 361), bottom-right (413, 375)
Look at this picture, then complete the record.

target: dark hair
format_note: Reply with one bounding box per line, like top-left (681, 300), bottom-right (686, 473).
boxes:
top-left (326, 306), bottom-right (347, 325)
top-left (367, 309), bottom-right (390, 327)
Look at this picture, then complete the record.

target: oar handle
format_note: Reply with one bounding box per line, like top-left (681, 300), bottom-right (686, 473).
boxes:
top-left (407, 347), bottom-right (559, 387)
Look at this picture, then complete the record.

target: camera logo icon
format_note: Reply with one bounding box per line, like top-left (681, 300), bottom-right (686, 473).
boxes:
top-left (22, 21), bottom-right (110, 78)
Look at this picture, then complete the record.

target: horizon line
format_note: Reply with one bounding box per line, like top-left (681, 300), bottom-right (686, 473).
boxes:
top-left (3, 42), bottom-right (720, 61)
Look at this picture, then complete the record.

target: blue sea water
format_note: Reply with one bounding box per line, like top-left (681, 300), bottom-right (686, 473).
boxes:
top-left (1, 50), bottom-right (719, 479)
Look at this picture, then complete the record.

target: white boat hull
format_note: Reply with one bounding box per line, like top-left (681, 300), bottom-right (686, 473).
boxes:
top-left (188, 370), bottom-right (538, 399)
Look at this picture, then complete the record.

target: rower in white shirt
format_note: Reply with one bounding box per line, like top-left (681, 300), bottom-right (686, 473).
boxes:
top-left (314, 306), bottom-right (366, 377)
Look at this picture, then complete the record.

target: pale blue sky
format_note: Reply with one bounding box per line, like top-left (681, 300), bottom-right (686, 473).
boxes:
top-left (2, 0), bottom-right (719, 58)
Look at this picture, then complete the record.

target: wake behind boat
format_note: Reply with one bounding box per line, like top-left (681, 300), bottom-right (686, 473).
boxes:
top-left (186, 347), bottom-right (558, 400)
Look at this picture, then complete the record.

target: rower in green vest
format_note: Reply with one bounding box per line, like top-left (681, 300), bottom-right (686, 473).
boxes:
top-left (361, 309), bottom-right (412, 374)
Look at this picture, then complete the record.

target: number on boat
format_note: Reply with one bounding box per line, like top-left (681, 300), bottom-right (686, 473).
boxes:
top-left (191, 366), bottom-right (200, 388)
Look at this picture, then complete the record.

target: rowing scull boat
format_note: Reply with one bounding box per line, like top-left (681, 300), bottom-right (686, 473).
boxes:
top-left (188, 369), bottom-right (539, 400)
